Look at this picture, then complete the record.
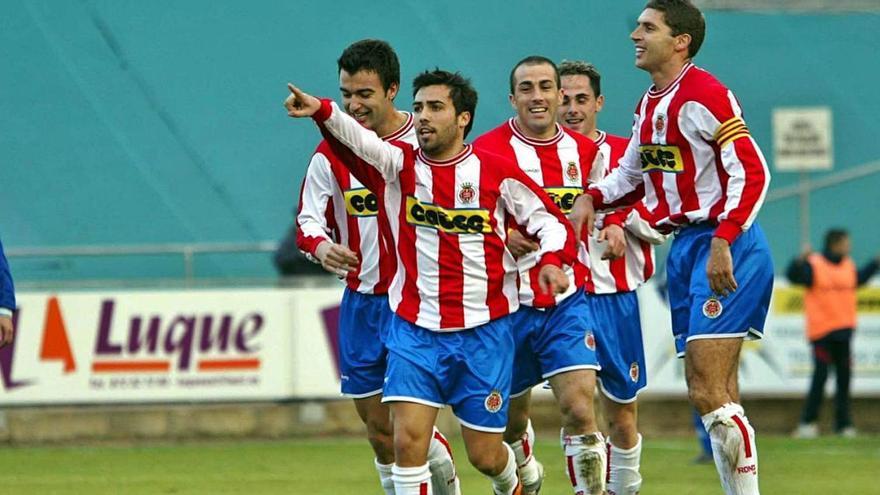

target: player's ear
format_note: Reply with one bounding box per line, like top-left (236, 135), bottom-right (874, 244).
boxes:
top-left (675, 33), bottom-right (692, 56)
top-left (386, 82), bottom-right (400, 101)
top-left (508, 92), bottom-right (516, 110)
top-left (596, 94), bottom-right (605, 113)
top-left (457, 110), bottom-right (472, 131)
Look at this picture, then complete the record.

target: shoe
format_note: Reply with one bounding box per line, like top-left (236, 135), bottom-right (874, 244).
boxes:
top-left (792, 423), bottom-right (818, 439)
top-left (519, 459), bottom-right (544, 495)
top-left (838, 426), bottom-right (857, 438)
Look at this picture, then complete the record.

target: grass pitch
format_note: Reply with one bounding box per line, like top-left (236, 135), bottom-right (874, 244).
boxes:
top-left (0, 435), bottom-right (875, 494)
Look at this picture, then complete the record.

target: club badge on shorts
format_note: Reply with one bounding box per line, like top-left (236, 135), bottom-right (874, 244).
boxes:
top-left (585, 331), bottom-right (596, 351)
top-left (702, 297), bottom-right (723, 319)
top-left (484, 390), bottom-right (503, 413)
top-left (629, 362), bottom-right (640, 382)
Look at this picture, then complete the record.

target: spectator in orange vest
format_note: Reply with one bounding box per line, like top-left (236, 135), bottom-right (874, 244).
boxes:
top-left (787, 228), bottom-right (879, 438)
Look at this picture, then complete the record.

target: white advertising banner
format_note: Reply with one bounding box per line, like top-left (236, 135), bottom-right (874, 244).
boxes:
top-left (0, 287), bottom-right (342, 405)
top-left (639, 280), bottom-right (880, 397)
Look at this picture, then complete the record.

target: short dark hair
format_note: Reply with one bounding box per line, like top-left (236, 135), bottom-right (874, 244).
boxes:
top-left (645, 0), bottom-right (706, 58)
top-left (824, 228), bottom-right (849, 252)
top-left (337, 39), bottom-right (400, 92)
top-left (558, 60), bottom-right (602, 97)
top-left (509, 55), bottom-right (560, 94)
top-left (412, 69), bottom-right (479, 138)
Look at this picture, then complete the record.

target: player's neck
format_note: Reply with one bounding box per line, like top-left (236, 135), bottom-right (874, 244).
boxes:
top-left (649, 58), bottom-right (690, 92)
top-left (514, 116), bottom-right (558, 140)
top-left (375, 110), bottom-right (408, 139)
top-left (585, 127), bottom-right (600, 141)
top-left (425, 141), bottom-right (466, 162)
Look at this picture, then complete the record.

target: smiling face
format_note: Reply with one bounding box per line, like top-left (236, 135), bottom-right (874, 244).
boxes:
top-left (339, 69), bottom-right (398, 133)
top-left (559, 74), bottom-right (604, 138)
top-left (509, 62), bottom-right (562, 139)
top-left (631, 8), bottom-right (688, 74)
top-left (413, 84), bottom-right (468, 158)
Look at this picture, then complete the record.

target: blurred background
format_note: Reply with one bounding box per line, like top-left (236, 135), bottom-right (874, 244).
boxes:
top-left (1, 0), bottom-right (878, 493)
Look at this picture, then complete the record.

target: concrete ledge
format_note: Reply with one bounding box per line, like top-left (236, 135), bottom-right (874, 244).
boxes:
top-left (0, 397), bottom-right (876, 445)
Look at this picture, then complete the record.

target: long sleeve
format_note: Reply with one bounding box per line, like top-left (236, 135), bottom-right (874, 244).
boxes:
top-left (857, 259), bottom-right (879, 286)
top-left (587, 128), bottom-right (646, 210)
top-left (500, 174), bottom-right (577, 269)
top-left (313, 99), bottom-right (406, 188)
top-left (0, 238), bottom-right (15, 316)
top-left (295, 151), bottom-right (337, 258)
top-left (786, 257), bottom-right (814, 287)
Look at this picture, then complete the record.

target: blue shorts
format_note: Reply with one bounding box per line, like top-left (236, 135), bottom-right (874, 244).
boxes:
top-left (382, 313), bottom-right (515, 433)
top-left (585, 291), bottom-right (647, 403)
top-left (667, 223), bottom-right (774, 357)
top-left (509, 289), bottom-right (600, 397)
top-left (338, 288), bottom-right (393, 398)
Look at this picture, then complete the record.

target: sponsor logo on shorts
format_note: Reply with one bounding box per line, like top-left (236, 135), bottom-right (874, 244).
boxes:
top-left (629, 362), bottom-right (639, 382)
top-left (639, 144), bottom-right (684, 173)
top-left (543, 187), bottom-right (583, 214)
top-left (566, 161), bottom-right (580, 181)
top-left (585, 331), bottom-right (596, 351)
top-left (405, 196), bottom-right (491, 234)
top-left (458, 182), bottom-right (476, 204)
top-left (343, 188), bottom-right (379, 217)
top-left (702, 297), bottom-right (723, 319)
top-left (484, 390), bottom-right (503, 413)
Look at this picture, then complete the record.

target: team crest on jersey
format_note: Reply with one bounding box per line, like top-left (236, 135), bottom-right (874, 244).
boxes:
top-left (484, 390), bottom-right (503, 413)
top-left (702, 297), bottom-right (723, 319)
top-left (585, 331), bottom-right (596, 351)
top-left (458, 182), bottom-right (476, 204)
top-left (629, 363), bottom-right (640, 382)
top-left (654, 114), bottom-right (666, 132)
top-left (566, 161), bottom-right (579, 181)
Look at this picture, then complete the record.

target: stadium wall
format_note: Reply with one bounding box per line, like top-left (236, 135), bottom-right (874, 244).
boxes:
top-left (2, 1), bottom-right (879, 281)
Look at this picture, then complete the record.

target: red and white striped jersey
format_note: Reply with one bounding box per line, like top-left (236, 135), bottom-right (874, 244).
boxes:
top-left (584, 131), bottom-right (666, 294)
top-left (295, 112), bottom-right (415, 294)
top-left (587, 63), bottom-right (771, 245)
top-left (473, 119), bottom-right (597, 307)
top-left (313, 99), bottom-right (578, 331)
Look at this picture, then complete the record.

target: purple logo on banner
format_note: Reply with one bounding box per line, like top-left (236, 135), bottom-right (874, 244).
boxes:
top-left (320, 305), bottom-right (341, 375)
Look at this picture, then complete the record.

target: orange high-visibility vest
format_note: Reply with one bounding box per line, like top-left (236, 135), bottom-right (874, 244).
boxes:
top-left (804, 253), bottom-right (857, 341)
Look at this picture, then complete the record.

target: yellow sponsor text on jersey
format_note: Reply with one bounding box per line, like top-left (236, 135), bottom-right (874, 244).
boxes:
top-left (344, 188), bottom-right (379, 217)
top-left (639, 145), bottom-right (684, 173)
top-left (405, 196), bottom-right (491, 234)
top-left (543, 187), bottom-right (584, 214)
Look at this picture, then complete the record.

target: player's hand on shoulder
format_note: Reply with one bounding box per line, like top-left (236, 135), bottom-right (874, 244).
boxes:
top-left (315, 241), bottom-right (359, 278)
top-left (707, 237), bottom-right (737, 296)
top-left (598, 224), bottom-right (626, 260)
top-left (507, 229), bottom-right (539, 258)
top-left (538, 264), bottom-right (569, 296)
top-left (284, 83), bottom-right (321, 118)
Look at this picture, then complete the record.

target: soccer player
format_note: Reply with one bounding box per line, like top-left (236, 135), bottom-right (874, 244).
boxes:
top-left (286, 69), bottom-right (578, 495)
top-left (294, 40), bottom-right (459, 495)
top-left (558, 59), bottom-right (667, 494)
top-left (474, 56), bottom-right (607, 495)
top-left (569, 2), bottom-right (773, 494)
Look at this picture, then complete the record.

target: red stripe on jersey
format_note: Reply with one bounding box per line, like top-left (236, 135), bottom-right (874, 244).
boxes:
top-left (432, 165), bottom-right (466, 329)
top-left (481, 165), bottom-right (510, 320)
top-left (731, 414), bottom-right (753, 458)
top-left (396, 164), bottom-right (422, 323)
top-left (533, 144), bottom-right (567, 306)
top-left (728, 137), bottom-right (769, 227)
top-left (666, 103), bottom-right (703, 217)
top-left (609, 256), bottom-right (631, 292)
top-left (641, 239), bottom-right (654, 281)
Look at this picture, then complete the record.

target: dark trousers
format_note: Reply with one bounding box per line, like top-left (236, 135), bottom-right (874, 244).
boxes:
top-left (800, 328), bottom-right (853, 431)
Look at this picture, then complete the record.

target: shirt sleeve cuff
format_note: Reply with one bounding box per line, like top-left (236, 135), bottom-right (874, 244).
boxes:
top-left (714, 220), bottom-right (743, 244)
top-left (603, 210), bottom-right (628, 227)
top-left (538, 252), bottom-right (563, 269)
top-left (313, 98), bottom-right (334, 123)
top-left (585, 188), bottom-right (604, 207)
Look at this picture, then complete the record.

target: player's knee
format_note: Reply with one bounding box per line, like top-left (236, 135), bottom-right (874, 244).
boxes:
top-left (558, 395), bottom-right (593, 432)
top-left (466, 447), bottom-right (503, 476)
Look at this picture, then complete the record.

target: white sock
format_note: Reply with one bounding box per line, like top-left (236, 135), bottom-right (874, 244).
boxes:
top-left (427, 427), bottom-right (460, 495)
top-left (607, 434), bottom-right (643, 495)
top-left (491, 443), bottom-right (520, 495)
top-left (392, 463), bottom-right (432, 495)
top-left (508, 420), bottom-right (543, 490)
top-left (561, 429), bottom-right (607, 494)
top-left (375, 459), bottom-right (395, 495)
top-left (702, 403), bottom-right (760, 495)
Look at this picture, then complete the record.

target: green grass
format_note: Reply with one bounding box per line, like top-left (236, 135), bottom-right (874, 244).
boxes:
top-left (0, 435), bottom-right (876, 494)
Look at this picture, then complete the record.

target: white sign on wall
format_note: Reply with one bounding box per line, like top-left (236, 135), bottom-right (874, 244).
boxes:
top-left (772, 106), bottom-right (834, 171)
